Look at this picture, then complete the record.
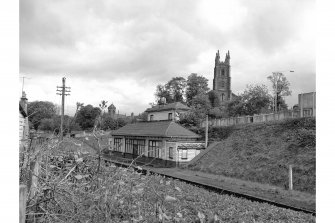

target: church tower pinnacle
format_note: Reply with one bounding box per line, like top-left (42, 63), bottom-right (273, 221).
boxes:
top-left (215, 50), bottom-right (220, 65)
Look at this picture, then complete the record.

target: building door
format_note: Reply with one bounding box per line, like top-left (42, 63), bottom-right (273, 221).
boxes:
top-left (133, 144), bottom-right (139, 156)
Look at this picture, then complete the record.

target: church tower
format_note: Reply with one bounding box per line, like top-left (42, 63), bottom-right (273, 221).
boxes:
top-left (213, 50), bottom-right (231, 103)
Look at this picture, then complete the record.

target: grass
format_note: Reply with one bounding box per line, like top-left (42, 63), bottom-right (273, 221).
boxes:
top-left (188, 117), bottom-right (316, 194)
top-left (20, 137), bottom-right (315, 222)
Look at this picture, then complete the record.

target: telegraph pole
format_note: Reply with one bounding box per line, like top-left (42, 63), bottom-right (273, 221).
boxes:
top-left (20, 75), bottom-right (30, 94)
top-left (56, 77), bottom-right (71, 140)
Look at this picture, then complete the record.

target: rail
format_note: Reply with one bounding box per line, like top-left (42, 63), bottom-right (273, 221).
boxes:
top-left (101, 156), bottom-right (316, 216)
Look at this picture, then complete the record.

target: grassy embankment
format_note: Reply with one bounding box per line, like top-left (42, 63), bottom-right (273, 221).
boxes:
top-left (187, 117), bottom-right (316, 194)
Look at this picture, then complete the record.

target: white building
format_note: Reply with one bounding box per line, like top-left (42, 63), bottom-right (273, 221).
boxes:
top-left (145, 102), bottom-right (190, 122)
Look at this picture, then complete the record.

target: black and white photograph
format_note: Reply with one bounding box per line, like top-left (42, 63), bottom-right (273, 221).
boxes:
top-left (13, 0), bottom-right (324, 222)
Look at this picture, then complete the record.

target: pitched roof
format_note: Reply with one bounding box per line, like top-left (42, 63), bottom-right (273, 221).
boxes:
top-left (111, 121), bottom-right (200, 138)
top-left (145, 102), bottom-right (190, 113)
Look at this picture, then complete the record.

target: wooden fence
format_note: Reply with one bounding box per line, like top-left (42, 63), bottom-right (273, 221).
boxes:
top-left (19, 136), bottom-right (49, 223)
top-left (200, 110), bottom-right (301, 128)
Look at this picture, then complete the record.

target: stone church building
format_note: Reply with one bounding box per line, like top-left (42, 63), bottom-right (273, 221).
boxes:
top-left (212, 50), bottom-right (235, 104)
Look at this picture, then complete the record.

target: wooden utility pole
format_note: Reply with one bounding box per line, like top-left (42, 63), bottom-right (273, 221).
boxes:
top-left (57, 77), bottom-right (71, 140)
top-left (289, 164), bottom-right (293, 190)
top-left (19, 185), bottom-right (27, 223)
top-left (205, 115), bottom-right (208, 148)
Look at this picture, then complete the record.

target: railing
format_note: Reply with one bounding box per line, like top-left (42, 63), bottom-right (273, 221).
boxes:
top-left (201, 110), bottom-right (301, 127)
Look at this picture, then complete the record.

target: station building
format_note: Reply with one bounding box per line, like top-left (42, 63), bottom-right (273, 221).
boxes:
top-left (108, 103), bottom-right (205, 166)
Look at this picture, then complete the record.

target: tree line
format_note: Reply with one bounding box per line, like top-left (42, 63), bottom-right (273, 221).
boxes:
top-left (153, 72), bottom-right (291, 127)
top-left (27, 101), bottom-right (136, 133)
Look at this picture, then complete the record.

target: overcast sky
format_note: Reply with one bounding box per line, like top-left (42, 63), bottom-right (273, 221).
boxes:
top-left (20, 0), bottom-right (315, 116)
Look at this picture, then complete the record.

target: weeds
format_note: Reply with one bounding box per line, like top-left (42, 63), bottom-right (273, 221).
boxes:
top-left (19, 135), bottom-right (316, 222)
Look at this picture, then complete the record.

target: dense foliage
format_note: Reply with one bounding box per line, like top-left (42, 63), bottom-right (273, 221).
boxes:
top-left (155, 77), bottom-right (187, 104)
top-left (27, 101), bottom-right (57, 130)
top-left (101, 115), bottom-right (128, 131)
top-left (186, 73), bottom-right (210, 106)
top-left (226, 84), bottom-right (272, 116)
top-left (75, 105), bottom-right (101, 130)
top-left (155, 74), bottom-right (209, 105)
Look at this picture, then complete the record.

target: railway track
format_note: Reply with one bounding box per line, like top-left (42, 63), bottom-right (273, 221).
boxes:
top-left (101, 156), bottom-right (316, 216)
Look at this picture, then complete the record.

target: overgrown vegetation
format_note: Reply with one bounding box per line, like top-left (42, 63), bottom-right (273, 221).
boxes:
top-left (187, 117), bottom-right (316, 194)
top-left (20, 136), bottom-right (315, 222)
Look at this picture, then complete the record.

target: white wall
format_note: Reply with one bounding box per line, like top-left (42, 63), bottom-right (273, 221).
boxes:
top-left (176, 147), bottom-right (202, 162)
top-left (19, 112), bottom-right (29, 149)
top-left (147, 110), bottom-right (189, 121)
top-left (165, 142), bottom-right (177, 161)
top-left (147, 110), bottom-right (174, 121)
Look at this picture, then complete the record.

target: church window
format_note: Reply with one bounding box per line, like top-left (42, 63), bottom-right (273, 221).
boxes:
top-left (222, 93), bottom-right (225, 101)
top-left (221, 70), bottom-right (225, 76)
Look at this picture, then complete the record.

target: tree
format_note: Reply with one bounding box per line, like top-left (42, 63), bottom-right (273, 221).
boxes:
top-left (27, 101), bottom-right (57, 130)
top-left (76, 105), bottom-right (101, 130)
top-left (76, 102), bottom-right (84, 113)
top-left (179, 93), bottom-right (211, 127)
top-left (226, 84), bottom-right (272, 116)
top-left (190, 93), bottom-right (211, 115)
top-left (155, 77), bottom-right (187, 104)
top-left (267, 72), bottom-right (292, 112)
top-left (186, 73), bottom-right (210, 106)
top-left (137, 112), bottom-right (148, 121)
top-left (101, 116), bottom-right (117, 131)
top-left (242, 84), bottom-right (272, 115)
top-left (208, 90), bottom-right (221, 108)
top-left (38, 118), bottom-right (55, 131)
top-left (155, 84), bottom-right (174, 104)
top-left (99, 100), bottom-right (108, 114)
top-left (226, 96), bottom-right (245, 117)
top-left (166, 77), bottom-right (187, 102)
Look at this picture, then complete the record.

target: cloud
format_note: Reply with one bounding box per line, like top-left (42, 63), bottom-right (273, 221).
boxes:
top-left (233, 0), bottom-right (315, 53)
top-left (20, 0), bottom-right (315, 113)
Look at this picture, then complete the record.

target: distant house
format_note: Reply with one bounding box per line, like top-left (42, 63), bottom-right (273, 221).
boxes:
top-left (298, 92), bottom-right (316, 117)
top-left (19, 92), bottom-right (29, 149)
top-left (145, 102), bottom-right (190, 122)
top-left (109, 121), bottom-right (204, 165)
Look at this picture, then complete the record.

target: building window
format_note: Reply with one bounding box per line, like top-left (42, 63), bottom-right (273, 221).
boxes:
top-left (150, 115), bottom-right (154, 121)
top-left (148, 140), bottom-right (161, 158)
top-left (169, 147), bottom-right (174, 159)
top-left (168, 113), bottom-right (172, 120)
top-left (124, 138), bottom-right (145, 155)
top-left (114, 138), bottom-right (122, 152)
top-left (222, 93), bottom-right (225, 101)
top-left (125, 138), bottom-right (132, 154)
top-left (221, 69), bottom-right (225, 76)
top-left (181, 149), bottom-right (188, 160)
top-left (134, 139), bottom-right (145, 156)
top-left (303, 109), bottom-right (312, 117)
